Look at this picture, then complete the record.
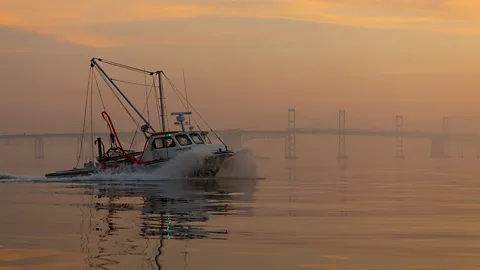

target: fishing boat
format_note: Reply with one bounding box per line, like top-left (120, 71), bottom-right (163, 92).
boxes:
top-left (45, 58), bottom-right (234, 178)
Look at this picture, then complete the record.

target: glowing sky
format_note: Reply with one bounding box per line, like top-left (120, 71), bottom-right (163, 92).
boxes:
top-left (2, 0), bottom-right (480, 133)
top-left (2, 0), bottom-right (480, 47)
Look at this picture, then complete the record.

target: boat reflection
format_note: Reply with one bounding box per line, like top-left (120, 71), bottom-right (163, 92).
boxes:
top-left (76, 177), bottom-right (259, 269)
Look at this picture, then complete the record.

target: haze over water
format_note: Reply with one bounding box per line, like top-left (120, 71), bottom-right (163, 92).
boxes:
top-left (0, 137), bottom-right (479, 269)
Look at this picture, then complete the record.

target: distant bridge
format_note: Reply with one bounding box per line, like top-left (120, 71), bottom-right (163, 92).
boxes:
top-left (0, 128), bottom-right (480, 141)
top-left (1, 109), bottom-right (478, 160)
top-left (221, 128), bottom-right (480, 140)
top-left (1, 128), bottom-right (479, 140)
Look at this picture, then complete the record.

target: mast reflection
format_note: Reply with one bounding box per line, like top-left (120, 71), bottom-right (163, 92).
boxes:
top-left (77, 177), bottom-right (259, 269)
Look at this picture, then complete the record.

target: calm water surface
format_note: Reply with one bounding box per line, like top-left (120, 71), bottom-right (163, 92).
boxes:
top-left (1, 143), bottom-right (480, 269)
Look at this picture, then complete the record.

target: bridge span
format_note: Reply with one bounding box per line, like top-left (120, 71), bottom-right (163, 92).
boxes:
top-left (1, 128), bottom-right (479, 141)
top-left (1, 109), bottom-right (478, 160)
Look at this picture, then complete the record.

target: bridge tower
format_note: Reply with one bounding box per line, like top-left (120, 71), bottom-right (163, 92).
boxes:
top-left (34, 136), bottom-right (44, 160)
top-left (285, 108), bottom-right (297, 159)
top-left (337, 109), bottom-right (348, 159)
top-left (395, 115), bottom-right (405, 159)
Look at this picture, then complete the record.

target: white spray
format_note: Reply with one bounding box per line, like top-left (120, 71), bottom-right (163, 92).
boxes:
top-left (1, 146), bottom-right (259, 182)
top-left (217, 147), bottom-right (258, 179)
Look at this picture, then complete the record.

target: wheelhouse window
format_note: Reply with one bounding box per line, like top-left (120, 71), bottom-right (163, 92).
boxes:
top-left (175, 134), bottom-right (193, 146)
top-left (189, 133), bottom-right (204, 144)
top-left (152, 137), bottom-right (176, 149)
top-left (201, 133), bottom-right (212, 144)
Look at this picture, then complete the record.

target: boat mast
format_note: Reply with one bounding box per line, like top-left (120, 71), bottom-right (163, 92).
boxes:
top-left (91, 58), bottom-right (156, 133)
top-left (157, 71), bottom-right (166, 132)
top-left (182, 68), bottom-right (193, 132)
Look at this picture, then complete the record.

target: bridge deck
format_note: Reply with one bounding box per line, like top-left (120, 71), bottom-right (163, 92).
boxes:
top-left (1, 129), bottom-right (479, 140)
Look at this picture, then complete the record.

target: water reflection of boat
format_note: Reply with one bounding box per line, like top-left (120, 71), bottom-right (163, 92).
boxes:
top-left (77, 176), bottom-right (259, 269)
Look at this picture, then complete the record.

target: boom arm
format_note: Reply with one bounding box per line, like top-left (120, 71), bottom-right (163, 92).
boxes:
top-left (90, 57), bottom-right (156, 133)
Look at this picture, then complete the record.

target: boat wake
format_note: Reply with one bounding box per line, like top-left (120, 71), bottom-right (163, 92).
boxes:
top-left (0, 173), bottom-right (46, 182)
top-left (1, 146), bottom-right (261, 183)
top-left (78, 147), bottom-right (217, 181)
top-left (76, 146), bottom-right (258, 182)
top-left (0, 172), bottom-right (16, 180)
top-left (217, 147), bottom-right (257, 178)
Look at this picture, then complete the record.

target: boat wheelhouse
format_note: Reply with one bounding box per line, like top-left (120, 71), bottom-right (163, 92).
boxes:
top-left (141, 131), bottom-right (215, 161)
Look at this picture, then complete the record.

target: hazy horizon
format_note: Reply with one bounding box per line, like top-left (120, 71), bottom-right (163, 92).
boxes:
top-left (3, 1), bottom-right (480, 134)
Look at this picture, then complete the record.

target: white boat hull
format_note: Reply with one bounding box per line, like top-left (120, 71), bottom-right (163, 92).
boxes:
top-left (45, 152), bottom-right (234, 179)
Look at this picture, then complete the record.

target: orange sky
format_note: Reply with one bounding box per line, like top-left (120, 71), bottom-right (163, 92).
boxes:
top-left (2, 0), bottom-right (480, 134)
top-left (3, 0), bottom-right (480, 47)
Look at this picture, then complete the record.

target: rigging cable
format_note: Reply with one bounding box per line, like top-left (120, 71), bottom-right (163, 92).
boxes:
top-left (182, 68), bottom-right (192, 131)
top-left (92, 62), bottom-right (158, 155)
top-left (96, 58), bottom-right (152, 75)
top-left (162, 73), bottom-right (229, 148)
top-left (92, 70), bottom-right (107, 111)
top-left (75, 66), bottom-right (92, 168)
top-left (162, 73), bottom-right (207, 137)
top-left (94, 65), bottom-right (149, 161)
top-left (92, 69), bottom-right (109, 160)
top-left (91, 59), bottom-right (230, 153)
top-left (179, 71), bottom-right (203, 133)
top-left (90, 68), bottom-right (94, 162)
top-left (144, 69), bottom-right (151, 123)
top-left (110, 79), bottom-right (156, 88)
top-left (161, 73), bottom-right (195, 132)
top-left (94, 59), bottom-right (180, 135)
top-left (128, 73), bottom-right (157, 151)
top-left (94, 65), bottom-right (141, 128)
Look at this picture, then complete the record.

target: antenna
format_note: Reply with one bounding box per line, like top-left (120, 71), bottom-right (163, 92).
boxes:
top-left (171, 112), bottom-right (192, 132)
top-left (182, 68), bottom-right (194, 131)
